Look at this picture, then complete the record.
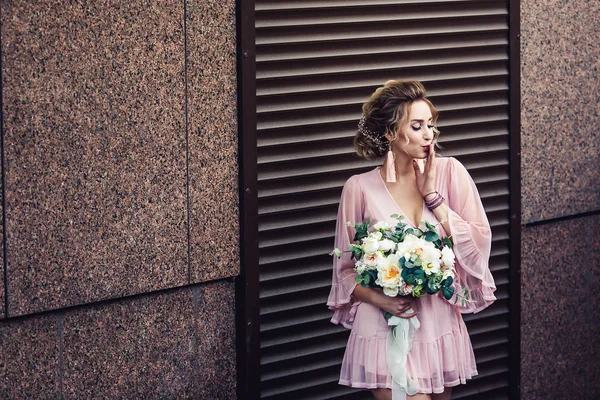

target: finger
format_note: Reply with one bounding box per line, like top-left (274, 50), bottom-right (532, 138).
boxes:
top-left (412, 159), bottom-right (421, 175)
top-left (397, 310), bottom-right (418, 319)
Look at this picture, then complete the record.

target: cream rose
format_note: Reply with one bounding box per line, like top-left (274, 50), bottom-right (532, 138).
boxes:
top-left (362, 237), bottom-right (379, 254)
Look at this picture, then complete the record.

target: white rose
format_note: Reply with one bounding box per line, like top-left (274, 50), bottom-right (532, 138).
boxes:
top-left (383, 286), bottom-right (399, 297)
top-left (368, 231), bottom-right (383, 241)
top-left (373, 221), bottom-right (392, 231)
top-left (363, 251), bottom-right (384, 268)
top-left (378, 239), bottom-right (396, 253)
top-left (441, 246), bottom-right (455, 267)
top-left (362, 237), bottom-right (379, 254)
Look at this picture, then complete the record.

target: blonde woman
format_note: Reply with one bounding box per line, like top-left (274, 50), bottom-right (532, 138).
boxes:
top-left (327, 80), bottom-right (496, 400)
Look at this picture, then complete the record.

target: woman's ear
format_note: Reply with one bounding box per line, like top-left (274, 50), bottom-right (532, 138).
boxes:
top-left (384, 132), bottom-right (395, 142)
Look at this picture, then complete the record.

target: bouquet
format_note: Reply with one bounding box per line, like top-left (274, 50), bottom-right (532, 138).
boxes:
top-left (331, 214), bottom-right (470, 314)
top-left (331, 214), bottom-right (471, 398)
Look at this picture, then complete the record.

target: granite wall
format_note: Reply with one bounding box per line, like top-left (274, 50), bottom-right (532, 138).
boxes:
top-left (0, 0), bottom-right (238, 398)
top-left (520, 0), bottom-right (599, 398)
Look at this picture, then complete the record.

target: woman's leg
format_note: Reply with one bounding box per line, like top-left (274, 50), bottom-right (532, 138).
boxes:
top-left (371, 388), bottom-right (436, 400)
top-left (431, 387), bottom-right (452, 400)
top-left (371, 388), bottom-right (392, 400)
top-left (408, 393), bottom-right (432, 400)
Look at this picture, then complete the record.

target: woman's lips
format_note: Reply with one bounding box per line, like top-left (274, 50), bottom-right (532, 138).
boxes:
top-left (422, 145), bottom-right (430, 152)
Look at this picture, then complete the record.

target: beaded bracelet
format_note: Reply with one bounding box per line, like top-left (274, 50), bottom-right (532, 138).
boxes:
top-left (424, 191), bottom-right (445, 210)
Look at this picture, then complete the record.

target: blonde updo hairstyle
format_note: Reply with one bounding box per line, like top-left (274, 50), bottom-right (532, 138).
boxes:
top-left (354, 80), bottom-right (440, 159)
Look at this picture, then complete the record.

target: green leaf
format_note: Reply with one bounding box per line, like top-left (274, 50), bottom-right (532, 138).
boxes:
top-left (424, 221), bottom-right (437, 233)
top-left (412, 284), bottom-right (426, 297)
top-left (443, 237), bottom-right (453, 249)
top-left (349, 244), bottom-right (363, 261)
top-left (352, 220), bottom-right (371, 241)
top-left (443, 276), bottom-right (454, 287)
top-left (442, 286), bottom-right (455, 300)
top-left (424, 231), bottom-right (440, 242)
top-left (355, 275), bottom-right (363, 284)
top-left (413, 269), bottom-right (425, 280)
top-left (384, 311), bottom-right (394, 321)
top-left (390, 214), bottom-right (399, 219)
top-left (364, 274), bottom-right (371, 285)
top-left (425, 280), bottom-right (438, 294)
top-left (413, 257), bottom-right (422, 266)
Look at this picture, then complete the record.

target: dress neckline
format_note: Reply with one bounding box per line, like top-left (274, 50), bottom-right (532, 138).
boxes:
top-left (374, 167), bottom-right (424, 229)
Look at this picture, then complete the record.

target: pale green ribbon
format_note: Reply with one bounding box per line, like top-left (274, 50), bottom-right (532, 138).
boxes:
top-left (387, 308), bottom-right (420, 400)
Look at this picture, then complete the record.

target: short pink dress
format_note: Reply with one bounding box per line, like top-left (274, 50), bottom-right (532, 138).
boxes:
top-left (327, 157), bottom-right (497, 394)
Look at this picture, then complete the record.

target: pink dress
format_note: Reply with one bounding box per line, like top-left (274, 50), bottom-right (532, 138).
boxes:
top-left (327, 157), bottom-right (497, 394)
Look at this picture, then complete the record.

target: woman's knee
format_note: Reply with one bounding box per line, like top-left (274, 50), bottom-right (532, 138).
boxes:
top-left (371, 388), bottom-right (392, 400)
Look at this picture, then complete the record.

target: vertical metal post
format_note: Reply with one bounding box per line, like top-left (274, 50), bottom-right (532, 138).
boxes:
top-left (235, 0), bottom-right (260, 398)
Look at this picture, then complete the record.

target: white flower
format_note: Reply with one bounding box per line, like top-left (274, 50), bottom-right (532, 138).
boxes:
top-left (355, 260), bottom-right (369, 274)
top-left (373, 221), bottom-right (392, 231)
top-left (378, 239), bottom-right (396, 253)
top-left (362, 237), bottom-right (379, 254)
top-left (383, 286), bottom-right (399, 297)
top-left (368, 231), bottom-right (383, 241)
top-left (441, 263), bottom-right (455, 279)
top-left (363, 251), bottom-right (384, 268)
top-left (423, 261), bottom-right (441, 276)
top-left (441, 246), bottom-right (455, 267)
top-left (376, 254), bottom-right (402, 289)
top-left (398, 282), bottom-right (414, 296)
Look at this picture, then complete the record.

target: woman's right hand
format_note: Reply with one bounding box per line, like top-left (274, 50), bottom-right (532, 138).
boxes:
top-left (374, 290), bottom-right (417, 318)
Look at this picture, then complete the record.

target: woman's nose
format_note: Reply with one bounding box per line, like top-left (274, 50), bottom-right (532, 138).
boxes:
top-left (424, 126), bottom-right (433, 140)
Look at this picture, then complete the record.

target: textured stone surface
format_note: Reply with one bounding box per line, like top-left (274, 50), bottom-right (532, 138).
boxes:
top-left (0, 314), bottom-right (59, 398)
top-left (62, 289), bottom-right (197, 398)
top-left (188, 0), bottom-right (239, 283)
top-left (193, 280), bottom-right (237, 399)
top-left (521, 215), bottom-right (600, 399)
top-left (187, 0), bottom-right (237, 77)
top-left (1, 0), bottom-right (188, 316)
top-left (520, 0), bottom-right (600, 224)
top-left (62, 280), bottom-right (236, 399)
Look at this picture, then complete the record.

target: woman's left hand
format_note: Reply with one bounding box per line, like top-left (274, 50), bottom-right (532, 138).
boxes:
top-left (413, 141), bottom-right (437, 198)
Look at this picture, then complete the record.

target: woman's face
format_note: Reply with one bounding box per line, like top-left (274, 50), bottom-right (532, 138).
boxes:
top-left (386, 100), bottom-right (435, 160)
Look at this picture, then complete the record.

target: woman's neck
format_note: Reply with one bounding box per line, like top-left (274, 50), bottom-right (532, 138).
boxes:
top-left (383, 151), bottom-right (415, 181)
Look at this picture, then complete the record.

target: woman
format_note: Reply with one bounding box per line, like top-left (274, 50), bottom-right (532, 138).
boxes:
top-left (327, 80), bottom-right (497, 400)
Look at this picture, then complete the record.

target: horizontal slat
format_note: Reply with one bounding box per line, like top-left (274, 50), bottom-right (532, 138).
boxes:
top-left (257, 0), bottom-right (494, 12)
top-left (257, 77), bottom-right (507, 113)
top-left (257, 46), bottom-right (507, 80)
top-left (257, 1), bottom-right (506, 28)
top-left (257, 60), bottom-right (508, 96)
top-left (257, 14), bottom-right (507, 46)
top-left (257, 91), bottom-right (507, 132)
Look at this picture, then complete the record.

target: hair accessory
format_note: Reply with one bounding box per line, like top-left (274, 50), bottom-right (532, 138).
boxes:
top-left (424, 191), bottom-right (445, 210)
top-left (385, 150), bottom-right (396, 182)
top-left (358, 115), bottom-right (388, 154)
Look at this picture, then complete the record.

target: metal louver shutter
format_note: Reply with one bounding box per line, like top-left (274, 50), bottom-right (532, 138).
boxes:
top-left (255, 1), bottom-right (513, 399)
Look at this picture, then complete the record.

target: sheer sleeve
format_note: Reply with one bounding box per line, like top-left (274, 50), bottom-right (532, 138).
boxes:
top-left (445, 157), bottom-right (496, 313)
top-left (327, 174), bottom-right (365, 329)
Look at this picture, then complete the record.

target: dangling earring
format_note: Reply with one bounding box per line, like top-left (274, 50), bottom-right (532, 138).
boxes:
top-left (386, 149), bottom-right (396, 183)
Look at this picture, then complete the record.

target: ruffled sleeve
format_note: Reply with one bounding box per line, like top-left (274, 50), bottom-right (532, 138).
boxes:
top-left (327, 174), bottom-right (365, 329)
top-left (445, 157), bottom-right (496, 313)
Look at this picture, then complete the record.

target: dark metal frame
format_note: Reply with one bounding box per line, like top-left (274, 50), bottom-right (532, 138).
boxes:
top-left (236, 0), bottom-right (523, 398)
top-left (508, 0), bottom-right (522, 398)
top-left (235, 0), bottom-right (260, 399)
